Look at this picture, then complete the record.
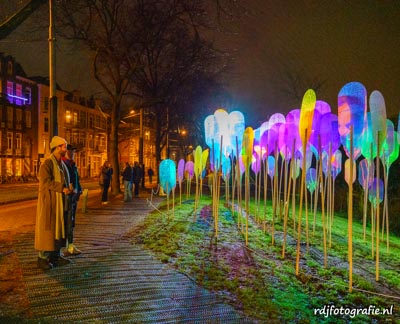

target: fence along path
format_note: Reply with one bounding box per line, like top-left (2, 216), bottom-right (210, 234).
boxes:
top-left (11, 192), bottom-right (254, 323)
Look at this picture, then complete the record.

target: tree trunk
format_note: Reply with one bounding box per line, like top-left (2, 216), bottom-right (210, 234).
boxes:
top-left (110, 101), bottom-right (121, 196)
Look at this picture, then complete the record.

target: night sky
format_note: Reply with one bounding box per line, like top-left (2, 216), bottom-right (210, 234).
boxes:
top-left (219, 0), bottom-right (400, 125)
top-left (1, 1), bottom-right (399, 127)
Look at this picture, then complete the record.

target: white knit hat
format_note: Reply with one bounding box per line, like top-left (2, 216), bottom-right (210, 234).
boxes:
top-left (50, 136), bottom-right (67, 149)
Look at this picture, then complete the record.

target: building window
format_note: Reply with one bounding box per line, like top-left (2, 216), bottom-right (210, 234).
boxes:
top-left (7, 81), bottom-right (13, 103)
top-left (25, 110), bottom-right (31, 128)
top-left (44, 97), bottom-right (49, 113)
top-left (16, 133), bottom-right (21, 150)
top-left (7, 106), bottom-right (13, 128)
top-left (101, 116), bottom-right (107, 130)
top-left (44, 117), bottom-right (49, 133)
top-left (65, 110), bottom-right (71, 123)
top-left (79, 110), bottom-right (87, 128)
top-left (25, 87), bottom-right (32, 104)
top-left (7, 61), bottom-right (12, 75)
top-left (73, 111), bottom-right (78, 127)
top-left (5, 158), bottom-right (12, 175)
top-left (15, 84), bottom-right (22, 106)
top-left (95, 115), bottom-right (100, 128)
top-left (89, 115), bottom-right (93, 128)
top-left (16, 109), bottom-right (22, 129)
top-left (7, 132), bottom-right (13, 149)
top-left (15, 158), bottom-right (22, 176)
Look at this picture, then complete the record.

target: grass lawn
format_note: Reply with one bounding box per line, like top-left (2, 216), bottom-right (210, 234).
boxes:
top-left (130, 192), bottom-right (400, 323)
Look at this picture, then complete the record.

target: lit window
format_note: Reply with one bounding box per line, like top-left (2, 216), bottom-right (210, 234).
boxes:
top-left (15, 84), bottom-right (22, 105)
top-left (16, 133), bottom-right (21, 150)
top-left (7, 132), bottom-right (13, 149)
top-left (73, 111), bottom-right (78, 126)
top-left (66, 110), bottom-right (71, 123)
top-left (7, 81), bottom-right (13, 103)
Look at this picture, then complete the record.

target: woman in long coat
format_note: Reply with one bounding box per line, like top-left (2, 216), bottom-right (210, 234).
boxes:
top-left (35, 136), bottom-right (72, 269)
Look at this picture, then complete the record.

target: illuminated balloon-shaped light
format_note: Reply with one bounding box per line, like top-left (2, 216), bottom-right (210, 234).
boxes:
top-left (204, 114), bottom-right (216, 149)
top-left (368, 178), bottom-right (384, 204)
top-left (360, 112), bottom-right (377, 161)
top-left (386, 131), bottom-right (399, 168)
top-left (269, 113), bottom-right (286, 126)
top-left (184, 161), bottom-right (194, 180)
top-left (267, 156), bottom-right (275, 179)
top-left (177, 159), bottom-right (185, 184)
top-left (382, 119), bottom-right (399, 170)
top-left (201, 149), bottom-right (209, 176)
top-left (331, 150), bottom-right (342, 180)
top-left (357, 159), bottom-right (370, 190)
top-left (369, 90), bottom-right (387, 156)
top-left (241, 127), bottom-right (254, 171)
top-left (308, 109), bottom-right (321, 159)
top-left (221, 155), bottom-right (231, 179)
top-left (306, 168), bottom-right (317, 193)
top-left (299, 89), bottom-right (316, 144)
top-left (193, 146), bottom-right (203, 179)
top-left (259, 130), bottom-right (269, 160)
top-left (228, 111), bottom-right (246, 157)
top-left (338, 81), bottom-right (367, 160)
top-left (159, 159), bottom-right (176, 194)
top-left (251, 153), bottom-right (262, 174)
top-left (315, 100), bottom-right (331, 115)
top-left (344, 159), bottom-right (356, 185)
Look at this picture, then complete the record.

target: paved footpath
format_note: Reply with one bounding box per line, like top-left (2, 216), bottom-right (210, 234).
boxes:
top-left (2, 188), bottom-right (255, 323)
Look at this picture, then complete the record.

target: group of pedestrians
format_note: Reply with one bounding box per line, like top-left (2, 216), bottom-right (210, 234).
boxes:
top-left (35, 136), bottom-right (82, 270)
top-left (121, 161), bottom-right (143, 202)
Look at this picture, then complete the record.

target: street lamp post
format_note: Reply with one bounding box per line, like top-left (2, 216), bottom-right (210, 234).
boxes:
top-left (49, 0), bottom-right (58, 137)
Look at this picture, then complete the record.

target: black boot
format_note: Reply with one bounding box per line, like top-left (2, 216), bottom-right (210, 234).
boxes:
top-left (50, 253), bottom-right (71, 267)
top-left (37, 257), bottom-right (53, 270)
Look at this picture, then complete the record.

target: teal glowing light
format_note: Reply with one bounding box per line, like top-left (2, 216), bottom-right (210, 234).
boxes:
top-left (159, 159), bottom-right (176, 194)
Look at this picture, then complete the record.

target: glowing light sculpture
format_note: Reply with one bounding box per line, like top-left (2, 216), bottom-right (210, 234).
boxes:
top-left (369, 90), bottom-right (387, 282)
top-left (381, 121), bottom-right (399, 252)
top-left (296, 89), bottom-right (316, 276)
top-left (159, 159), bottom-right (176, 218)
top-left (184, 161), bottom-right (194, 198)
top-left (177, 159), bottom-right (185, 204)
top-left (242, 127), bottom-right (254, 245)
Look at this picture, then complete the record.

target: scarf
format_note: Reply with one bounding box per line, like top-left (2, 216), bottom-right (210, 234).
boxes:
top-left (51, 154), bottom-right (69, 240)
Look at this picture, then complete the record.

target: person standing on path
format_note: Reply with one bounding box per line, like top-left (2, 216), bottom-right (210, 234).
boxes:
top-left (61, 144), bottom-right (83, 256)
top-left (132, 161), bottom-right (143, 197)
top-left (147, 167), bottom-right (154, 184)
top-left (122, 162), bottom-right (133, 202)
top-left (35, 136), bottom-right (73, 270)
top-left (99, 161), bottom-right (113, 205)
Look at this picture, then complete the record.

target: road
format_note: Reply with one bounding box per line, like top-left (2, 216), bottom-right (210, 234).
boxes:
top-left (0, 179), bottom-right (100, 232)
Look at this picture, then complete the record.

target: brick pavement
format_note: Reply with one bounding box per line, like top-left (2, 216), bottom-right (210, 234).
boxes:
top-left (1, 186), bottom-right (255, 323)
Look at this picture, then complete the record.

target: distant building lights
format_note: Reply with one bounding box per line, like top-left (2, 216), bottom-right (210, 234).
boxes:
top-left (7, 94), bottom-right (28, 102)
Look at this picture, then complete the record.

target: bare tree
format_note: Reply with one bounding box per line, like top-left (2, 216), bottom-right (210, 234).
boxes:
top-left (54, 0), bottom-right (241, 189)
top-left (0, 0), bottom-right (46, 40)
top-left (57, 0), bottom-right (146, 194)
top-left (128, 0), bottom-right (232, 169)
